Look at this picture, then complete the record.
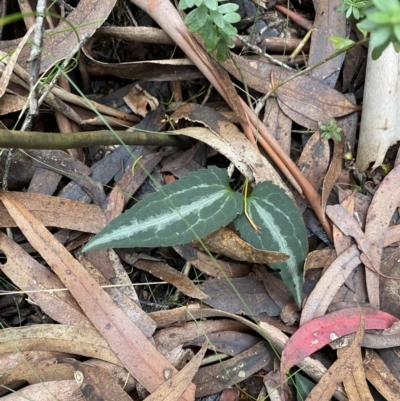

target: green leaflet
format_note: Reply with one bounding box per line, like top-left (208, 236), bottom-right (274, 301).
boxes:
top-left (234, 182), bottom-right (307, 307)
top-left (82, 166), bottom-right (243, 252)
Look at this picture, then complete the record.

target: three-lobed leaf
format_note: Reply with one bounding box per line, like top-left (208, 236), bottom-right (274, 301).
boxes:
top-left (82, 167), bottom-right (243, 252)
top-left (234, 182), bottom-right (307, 307)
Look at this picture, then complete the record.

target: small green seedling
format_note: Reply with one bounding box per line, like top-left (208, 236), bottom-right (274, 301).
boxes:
top-left (337, 0), bottom-right (367, 20)
top-left (178, 0), bottom-right (241, 61)
top-left (320, 118), bottom-right (342, 141)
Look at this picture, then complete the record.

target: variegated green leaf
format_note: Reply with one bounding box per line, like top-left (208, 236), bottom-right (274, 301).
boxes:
top-left (82, 167), bottom-right (243, 252)
top-left (234, 182), bottom-right (307, 306)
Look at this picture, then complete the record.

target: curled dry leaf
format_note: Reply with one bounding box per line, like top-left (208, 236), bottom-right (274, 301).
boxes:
top-left (171, 103), bottom-right (285, 187)
top-left (82, 33), bottom-right (201, 81)
top-left (282, 307), bottom-right (398, 370)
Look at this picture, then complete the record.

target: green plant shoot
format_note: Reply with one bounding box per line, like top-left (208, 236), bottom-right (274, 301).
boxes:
top-left (178, 0), bottom-right (241, 61)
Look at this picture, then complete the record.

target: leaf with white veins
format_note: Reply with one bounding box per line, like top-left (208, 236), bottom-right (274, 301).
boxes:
top-left (83, 166), bottom-right (243, 252)
top-left (234, 181), bottom-right (307, 306)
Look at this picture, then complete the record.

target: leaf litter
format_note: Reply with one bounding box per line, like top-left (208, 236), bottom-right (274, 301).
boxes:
top-left (0, 0), bottom-right (400, 400)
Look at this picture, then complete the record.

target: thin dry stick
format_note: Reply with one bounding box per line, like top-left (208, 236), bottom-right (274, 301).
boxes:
top-left (29, 0), bottom-right (46, 117)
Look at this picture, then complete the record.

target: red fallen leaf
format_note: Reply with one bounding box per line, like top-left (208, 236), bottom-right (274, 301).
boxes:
top-left (281, 307), bottom-right (399, 370)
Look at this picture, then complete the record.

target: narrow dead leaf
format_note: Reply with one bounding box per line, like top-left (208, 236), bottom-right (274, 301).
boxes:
top-left (0, 232), bottom-right (91, 328)
top-left (67, 361), bottom-right (132, 401)
top-left (199, 276), bottom-right (281, 317)
top-left (194, 341), bottom-right (272, 397)
top-left (337, 338), bottom-right (374, 401)
top-left (0, 26), bottom-right (34, 98)
top-left (134, 259), bottom-right (209, 301)
top-left (363, 164), bottom-right (400, 307)
top-left (321, 137), bottom-right (345, 211)
top-left (0, 191), bottom-right (106, 233)
top-left (301, 245), bottom-right (361, 324)
top-left (364, 349), bottom-right (400, 400)
top-left (0, 325), bottom-right (121, 366)
top-left (154, 319), bottom-right (247, 356)
top-left (0, 380), bottom-right (80, 401)
top-left (296, 131), bottom-right (329, 191)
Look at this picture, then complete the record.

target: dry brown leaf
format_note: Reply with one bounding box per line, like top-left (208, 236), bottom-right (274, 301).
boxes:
top-left (1, 380), bottom-right (81, 401)
top-left (304, 313), bottom-right (365, 401)
top-left (337, 340), bottom-right (374, 401)
top-left (154, 319), bottom-right (247, 356)
top-left (0, 232), bottom-right (91, 328)
top-left (79, 256), bottom-right (156, 338)
top-left (308, 0), bottom-right (346, 87)
top-left (173, 244), bottom-right (251, 278)
top-left (263, 97), bottom-right (292, 155)
top-left (321, 136), bottom-right (345, 212)
top-left (144, 343), bottom-right (207, 401)
top-left (0, 191), bottom-right (106, 233)
top-left (67, 361), bottom-right (132, 401)
top-left (364, 349), bottom-right (400, 400)
top-left (30, 150), bottom-right (106, 206)
top-left (223, 54), bottom-right (359, 124)
top-left (0, 325), bottom-right (121, 365)
top-left (191, 227), bottom-right (288, 264)
top-left (185, 331), bottom-right (260, 357)
top-left (304, 248), bottom-right (336, 271)
top-left (300, 244), bottom-right (361, 325)
top-left (363, 164), bottom-right (400, 307)
top-left (134, 258), bottom-right (209, 301)
top-left (194, 341), bottom-right (272, 397)
top-left (123, 84), bottom-right (159, 117)
top-left (0, 26), bottom-right (34, 98)
top-left (199, 276), bottom-right (281, 317)
top-left (296, 131), bottom-right (329, 190)
top-left (0, 192), bottom-right (195, 400)
top-left (331, 194), bottom-right (355, 255)
top-left (0, 94), bottom-right (29, 115)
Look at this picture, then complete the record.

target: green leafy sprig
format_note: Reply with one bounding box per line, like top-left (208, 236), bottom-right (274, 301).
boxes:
top-left (320, 118), bottom-right (342, 141)
top-left (178, 0), bottom-right (241, 61)
top-left (357, 0), bottom-right (400, 59)
top-left (337, 0), bottom-right (367, 20)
